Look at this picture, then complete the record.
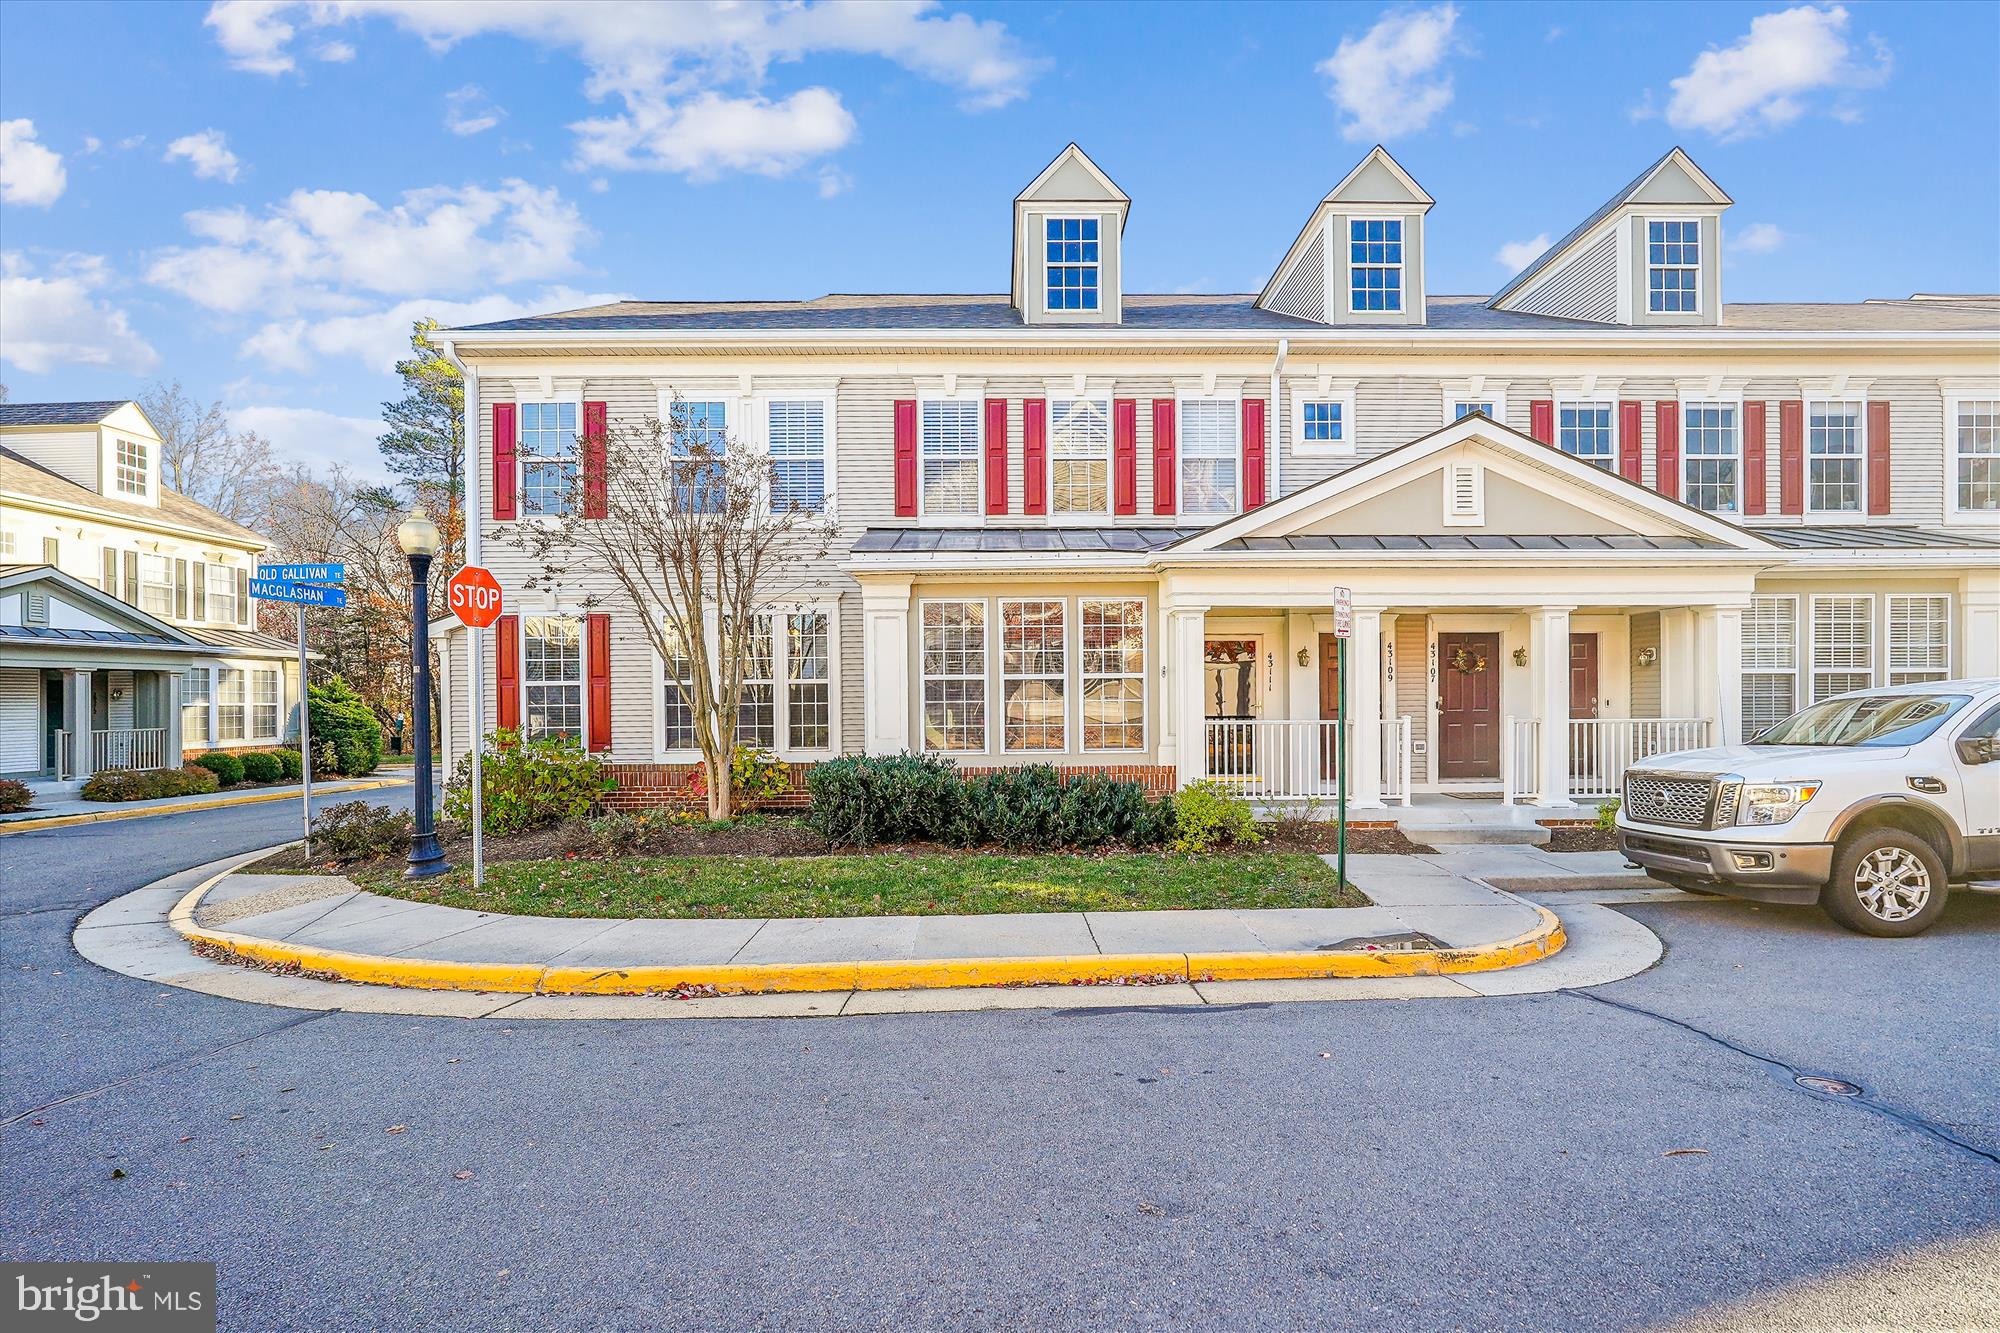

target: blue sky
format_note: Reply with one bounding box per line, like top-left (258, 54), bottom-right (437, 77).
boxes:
top-left (2, 1), bottom-right (1995, 480)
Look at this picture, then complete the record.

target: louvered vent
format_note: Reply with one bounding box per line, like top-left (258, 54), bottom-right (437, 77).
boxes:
top-left (25, 592), bottom-right (49, 625)
top-left (1443, 462), bottom-right (1482, 524)
top-left (1266, 230), bottom-right (1326, 322)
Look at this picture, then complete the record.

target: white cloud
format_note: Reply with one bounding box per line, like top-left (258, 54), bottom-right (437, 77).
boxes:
top-left (228, 404), bottom-right (386, 476)
top-left (242, 287), bottom-right (624, 374)
top-left (81, 135), bottom-right (103, 155)
top-left (165, 129), bottom-right (242, 183)
top-left (146, 179), bottom-right (591, 316)
top-left (816, 164), bottom-right (853, 199)
top-left (444, 85), bottom-right (505, 136)
top-left (0, 251), bottom-right (158, 374)
top-left (1317, 4), bottom-right (1460, 142)
top-left (203, 1), bottom-right (1040, 178)
top-left (1495, 233), bottom-right (1552, 272)
top-left (1734, 222), bottom-right (1785, 254)
top-left (0, 119), bottom-right (67, 207)
top-left (315, 40), bottom-right (355, 62)
top-left (1665, 5), bottom-right (1890, 140)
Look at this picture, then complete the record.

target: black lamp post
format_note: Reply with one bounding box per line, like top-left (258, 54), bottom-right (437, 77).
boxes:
top-left (398, 508), bottom-right (449, 880)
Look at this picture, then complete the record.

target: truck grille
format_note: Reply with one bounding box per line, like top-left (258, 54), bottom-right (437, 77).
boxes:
top-left (1624, 772), bottom-right (1717, 828)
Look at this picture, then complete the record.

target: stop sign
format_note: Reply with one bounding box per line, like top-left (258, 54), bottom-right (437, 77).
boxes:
top-left (447, 565), bottom-right (503, 628)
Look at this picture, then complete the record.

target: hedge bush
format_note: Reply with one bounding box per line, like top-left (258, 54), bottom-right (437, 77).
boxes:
top-left (0, 778), bottom-right (32, 813)
top-left (194, 751), bottom-right (245, 786)
top-left (310, 801), bottom-right (412, 860)
top-left (273, 748), bottom-right (304, 780)
top-left (81, 765), bottom-right (221, 802)
top-left (239, 751), bottom-right (283, 784)
top-left (806, 757), bottom-right (1168, 851)
top-left (1167, 781), bottom-right (1260, 854)
top-left (805, 753), bottom-right (965, 848)
top-left (443, 729), bottom-right (610, 835)
top-left (308, 675), bottom-right (381, 776)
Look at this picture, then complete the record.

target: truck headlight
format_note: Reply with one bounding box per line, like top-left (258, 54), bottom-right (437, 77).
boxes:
top-left (1736, 782), bottom-right (1820, 826)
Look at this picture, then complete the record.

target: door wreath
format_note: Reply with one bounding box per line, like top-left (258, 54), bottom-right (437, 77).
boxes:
top-left (1448, 646), bottom-right (1489, 674)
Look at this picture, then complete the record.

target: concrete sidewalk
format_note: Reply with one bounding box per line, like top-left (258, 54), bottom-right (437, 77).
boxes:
top-left (0, 776), bottom-right (409, 830)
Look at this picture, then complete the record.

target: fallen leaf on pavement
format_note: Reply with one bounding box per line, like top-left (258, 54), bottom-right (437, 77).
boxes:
top-left (227, 1114), bottom-right (244, 1121)
top-left (110, 1168), bottom-right (127, 1179)
top-left (178, 1136), bottom-right (193, 1144)
top-left (1663, 1148), bottom-right (1710, 1157)
top-left (386, 1125), bottom-right (407, 1134)
top-left (1137, 1201), bottom-right (1165, 1216)
top-left (454, 1170), bottom-right (474, 1180)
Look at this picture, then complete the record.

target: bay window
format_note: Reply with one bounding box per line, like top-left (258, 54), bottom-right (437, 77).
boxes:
top-left (1178, 399), bottom-right (1239, 515)
top-left (1050, 398), bottom-right (1110, 515)
top-left (921, 599), bottom-right (987, 752)
top-left (1002, 600), bottom-right (1066, 752)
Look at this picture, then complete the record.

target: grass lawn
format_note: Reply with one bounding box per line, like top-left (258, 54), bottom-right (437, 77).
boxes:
top-left (362, 851), bottom-right (1364, 919)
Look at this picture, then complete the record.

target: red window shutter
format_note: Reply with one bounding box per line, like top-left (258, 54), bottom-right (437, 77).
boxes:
top-left (1529, 399), bottom-right (1555, 445)
top-left (582, 400), bottom-right (608, 519)
top-left (1151, 399), bottom-right (1177, 515)
top-left (492, 402), bottom-right (517, 520)
top-left (892, 399), bottom-right (918, 517)
top-left (1743, 401), bottom-right (1768, 516)
top-left (1778, 401), bottom-right (1804, 515)
top-left (1654, 401), bottom-right (1681, 501)
top-left (983, 398), bottom-right (1009, 515)
top-left (1617, 400), bottom-right (1644, 481)
top-left (1112, 398), bottom-right (1138, 515)
top-left (1242, 398), bottom-right (1267, 509)
top-left (585, 612), bottom-right (612, 752)
top-left (1866, 401), bottom-right (1892, 514)
top-left (495, 614), bottom-right (520, 733)
top-left (1022, 399), bottom-right (1047, 515)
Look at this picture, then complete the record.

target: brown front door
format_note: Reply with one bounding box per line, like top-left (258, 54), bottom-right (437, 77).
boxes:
top-left (1437, 632), bottom-right (1501, 780)
top-left (1318, 633), bottom-right (1343, 778)
top-left (1569, 634), bottom-right (1600, 718)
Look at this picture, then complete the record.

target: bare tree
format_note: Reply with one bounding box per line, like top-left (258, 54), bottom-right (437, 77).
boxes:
top-left (136, 380), bottom-right (281, 522)
top-left (508, 404), bottom-right (838, 817)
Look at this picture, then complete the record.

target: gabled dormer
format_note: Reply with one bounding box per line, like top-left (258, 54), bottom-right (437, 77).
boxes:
top-left (1011, 144), bottom-right (1129, 326)
top-left (1489, 147), bottom-right (1732, 327)
top-left (1257, 146), bottom-right (1433, 327)
top-left (0, 400), bottom-right (162, 505)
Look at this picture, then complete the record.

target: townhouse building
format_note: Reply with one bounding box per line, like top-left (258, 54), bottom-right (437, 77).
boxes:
top-left (0, 400), bottom-right (301, 786)
top-left (433, 145), bottom-right (2000, 813)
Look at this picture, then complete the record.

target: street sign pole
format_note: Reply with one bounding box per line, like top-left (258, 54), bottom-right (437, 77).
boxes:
top-left (447, 564), bottom-right (504, 891)
top-left (298, 605), bottom-right (312, 858)
top-left (255, 565), bottom-right (348, 860)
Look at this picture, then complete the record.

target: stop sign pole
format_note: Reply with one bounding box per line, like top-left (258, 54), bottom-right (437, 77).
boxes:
top-left (448, 566), bottom-right (503, 887)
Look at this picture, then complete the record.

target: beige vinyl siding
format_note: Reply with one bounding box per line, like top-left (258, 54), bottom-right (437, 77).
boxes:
top-left (0, 667), bottom-right (38, 773)
top-left (1281, 376), bottom-right (1447, 494)
top-left (1394, 614), bottom-right (1429, 785)
top-left (1, 427), bottom-right (99, 491)
top-left (1872, 377), bottom-right (1947, 526)
top-left (1507, 229), bottom-right (1619, 324)
top-left (1266, 230), bottom-right (1326, 323)
top-left (1630, 612), bottom-right (1661, 718)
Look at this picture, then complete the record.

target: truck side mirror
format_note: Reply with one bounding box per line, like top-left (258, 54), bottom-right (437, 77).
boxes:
top-left (1957, 736), bottom-right (2000, 766)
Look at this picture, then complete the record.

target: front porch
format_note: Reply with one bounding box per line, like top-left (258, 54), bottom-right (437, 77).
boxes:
top-left (0, 664), bottom-right (185, 785)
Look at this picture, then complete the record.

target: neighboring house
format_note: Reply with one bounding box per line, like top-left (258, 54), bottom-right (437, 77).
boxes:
top-left (0, 401), bottom-right (301, 786)
top-left (431, 144), bottom-right (2000, 811)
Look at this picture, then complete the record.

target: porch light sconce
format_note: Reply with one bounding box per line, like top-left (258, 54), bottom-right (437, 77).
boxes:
top-left (1512, 647), bottom-right (1528, 668)
top-left (1297, 648), bottom-right (1310, 667)
top-left (1636, 646), bottom-right (1659, 668)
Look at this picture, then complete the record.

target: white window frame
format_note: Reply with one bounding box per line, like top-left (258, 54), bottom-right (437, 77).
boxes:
top-left (251, 668), bottom-right (281, 741)
top-left (1741, 596), bottom-right (1798, 737)
top-left (514, 388), bottom-right (585, 520)
top-left (180, 667), bottom-right (212, 748)
top-left (520, 613), bottom-right (587, 744)
top-left (758, 391), bottom-right (837, 516)
top-left (1946, 394), bottom-right (2000, 519)
top-left (1079, 596), bottom-right (1148, 754)
top-left (1809, 593), bottom-right (1875, 702)
top-left (1645, 217), bottom-right (1702, 315)
top-left (1042, 214), bottom-right (1102, 314)
top-left (136, 553), bottom-right (174, 618)
top-left (204, 564), bottom-right (238, 626)
top-left (1047, 397), bottom-right (1112, 520)
top-left (217, 667), bottom-right (246, 742)
top-left (1346, 216), bottom-right (1405, 315)
top-left (1679, 397), bottom-right (1744, 515)
top-left (650, 601), bottom-right (841, 760)
top-left (1804, 399), bottom-right (1868, 517)
top-left (1553, 398), bottom-right (1619, 470)
top-left (1887, 594), bottom-right (1952, 686)
top-left (919, 597), bottom-right (990, 755)
top-left (731, 612), bottom-right (779, 752)
top-left (1176, 395), bottom-right (1242, 519)
top-left (916, 395), bottom-right (985, 523)
top-left (1292, 390), bottom-right (1357, 458)
top-left (113, 437), bottom-right (149, 497)
top-left (1000, 598), bottom-right (1069, 754)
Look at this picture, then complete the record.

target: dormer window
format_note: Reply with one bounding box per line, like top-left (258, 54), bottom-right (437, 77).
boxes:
top-left (1045, 217), bottom-right (1100, 311)
top-left (1348, 218), bottom-right (1403, 313)
top-left (1647, 221), bottom-right (1700, 313)
top-left (114, 439), bottom-right (147, 495)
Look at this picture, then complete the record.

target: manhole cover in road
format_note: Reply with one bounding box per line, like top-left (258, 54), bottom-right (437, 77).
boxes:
top-left (1795, 1075), bottom-right (1862, 1096)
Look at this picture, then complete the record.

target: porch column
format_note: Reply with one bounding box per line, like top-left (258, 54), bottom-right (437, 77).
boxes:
top-left (1962, 575), bottom-right (2000, 679)
top-left (63, 667), bottom-right (93, 781)
top-left (860, 577), bottom-right (913, 756)
top-left (1530, 606), bottom-right (1575, 807)
top-left (1694, 605), bottom-right (1745, 747)
top-left (1658, 609), bottom-right (1696, 717)
top-left (165, 670), bottom-right (186, 766)
top-left (1166, 606), bottom-right (1209, 789)
top-left (1347, 607), bottom-right (1384, 809)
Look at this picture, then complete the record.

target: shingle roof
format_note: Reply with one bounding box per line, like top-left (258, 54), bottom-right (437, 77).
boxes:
top-left (455, 291), bottom-right (1999, 335)
top-left (0, 400), bottom-right (131, 426)
top-left (0, 446), bottom-right (269, 547)
top-left (196, 626), bottom-right (302, 656)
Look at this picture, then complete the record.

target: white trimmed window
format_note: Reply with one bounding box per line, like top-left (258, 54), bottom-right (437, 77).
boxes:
top-left (1453, 401), bottom-right (1495, 421)
top-left (1647, 220), bottom-right (1700, 313)
top-left (137, 553), bottom-right (174, 617)
top-left (660, 623), bottom-right (697, 751)
top-left (1558, 402), bottom-right (1616, 468)
top-left (1682, 402), bottom-right (1740, 513)
top-left (523, 616), bottom-right (583, 742)
top-left (1050, 398), bottom-right (1111, 515)
top-left (1888, 595), bottom-right (1951, 685)
top-left (0, 529), bottom-right (17, 559)
top-left (921, 599), bottom-right (987, 752)
top-left (1044, 216), bottom-right (1100, 312)
top-left (1810, 594), bottom-right (1873, 702)
top-left (1179, 399), bottom-right (1240, 515)
top-left (217, 668), bottom-right (246, 742)
top-left (1081, 598), bottom-right (1146, 751)
top-left (115, 438), bottom-right (148, 495)
top-left (1953, 399), bottom-right (1999, 513)
top-left (1348, 218), bottom-right (1403, 312)
top-left (919, 398), bottom-right (982, 518)
top-left (786, 611), bottom-right (832, 751)
top-left (1741, 597), bottom-right (1798, 737)
top-left (206, 565), bottom-right (238, 624)
top-left (180, 668), bottom-right (212, 747)
top-left (1807, 401), bottom-right (1865, 513)
top-left (669, 399), bottom-right (727, 513)
top-left (520, 401), bottom-right (580, 517)
top-left (252, 669), bottom-right (280, 740)
top-left (1002, 600), bottom-right (1066, 752)
top-left (1295, 396), bottom-right (1353, 455)
top-left (733, 614), bottom-right (777, 750)
top-left (767, 399), bottom-right (827, 513)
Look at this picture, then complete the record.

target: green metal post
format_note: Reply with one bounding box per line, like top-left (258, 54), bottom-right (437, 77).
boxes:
top-left (1336, 634), bottom-right (1348, 891)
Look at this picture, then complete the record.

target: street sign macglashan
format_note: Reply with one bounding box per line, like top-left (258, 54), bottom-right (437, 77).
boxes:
top-left (249, 578), bottom-right (347, 608)
top-left (448, 565), bottom-right (503, 628)
top-left (258, 562), bottom-right (345, 584)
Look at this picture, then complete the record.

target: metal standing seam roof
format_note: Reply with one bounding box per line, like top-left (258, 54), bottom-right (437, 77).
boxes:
top-left (851, 527), bottom-right (1202, 555)
top-left (1755, 525), bottom-right (2000, 549)
top-left (0, 400), bottom-right (132, 426)
top-left (1211, 533), bottom-right (1733, 552)
top-left (0, 624), bottom-right (181, 645)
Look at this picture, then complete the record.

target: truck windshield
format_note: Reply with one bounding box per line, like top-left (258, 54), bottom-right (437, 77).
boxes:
top-left (1752, 694), bottom-right (1972, 747)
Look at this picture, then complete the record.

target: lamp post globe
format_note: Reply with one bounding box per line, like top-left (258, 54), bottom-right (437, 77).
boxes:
top-left (400, 507), bottom-right (450, 880)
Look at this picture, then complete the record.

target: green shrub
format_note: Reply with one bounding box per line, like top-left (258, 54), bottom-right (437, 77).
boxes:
top-left (1056, 772), bottom-right (1171, 849)
top-left (273, 748), bottom-right (304, 781)
top-left (308, 675), bottom-right (381, 776)
top-left (239, 751), bottom-right (283, 784)
top-left (0, 778), bottom-right (33, 813)
top-left (1168, 781), bottom-right (1260, 854)
top-left (1594, 798), bottom-right (1621, 833)
top-left (443, 729), bottom-right (610, 835)
top-left (194, 751), bottom-right (245, 786)
top-left (731, 745), bottom-right (791, 801)
top-left (806, 757), bottom-right (1164, 851)
top-left (81, 765), bottom-right (220, 802)
top-left (805, 753), bottom-right (964, 848)
top-left (310, 801), bottom-right (412, 860)
top-left (958, 765), bottom-right (1066, 848)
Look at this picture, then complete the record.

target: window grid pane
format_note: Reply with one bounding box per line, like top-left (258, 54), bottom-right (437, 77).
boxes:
top-left (1956, 400), bottom-right (2000, 511)
top-left (137, 553), bottom-right (174, 617)
top-left (115, 439), bottom-right (147, 495)
top-left (1558, 403), bottom-right (1615, 468)
top-left (661, 624), bottom-right (697, 751)
top-left (1044, 216), bottom-right (1100, 311)
top-left (180, 667), bottom-right (211, 747)
top-left (520, 402), bottom-right (579, 516)
top-left (1453, 401), bottom-right (1494, 420)
top-left (669, 400), bottom-right (728, 513)
top-left (1682, 403), bottom-right (1739, 512)
top-left (1807, 401), bottom-right (1863, 513)
top-left (922, 600), bottom-right (986, 752)
top-left (1302, 400), bottom-right (1345, 443)
top-left (1002, 600), bottom-right (1066, 752)
top-left (920, 399), bottom-right (981, 516)
top-left (786, 612), bottom-right (831, 750)
top-left (523, 615), bottom-right (583, 741)
top-left (1647, 220), bottom-right (1699, 313)
top-left (1081, 598), bottom-right (1146, 751)
top-left (1348, 218), bottom-right (1403, 312)
top-left (1179, 399), bottom-right (1240, 514)
top-left (218, 668), bottom-right (245, 742)
top-left (768, 399), bottom-right (827, 513)
top-left (1050, 399), bottom-right (1110, 514)
top-left (726, 614), bottom-right (776, 751)
top-left (252, 669), bottom-right (280, 739)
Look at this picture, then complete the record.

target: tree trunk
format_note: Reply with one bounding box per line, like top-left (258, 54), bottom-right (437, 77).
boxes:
top-left (709, 760), bottom-right (732, 820)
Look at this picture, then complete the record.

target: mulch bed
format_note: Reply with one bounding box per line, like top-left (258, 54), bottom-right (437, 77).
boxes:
top-left (1542, 824), bottom-right (1620, 853)
top-left (1260, 822), bottom-right (1437, 855)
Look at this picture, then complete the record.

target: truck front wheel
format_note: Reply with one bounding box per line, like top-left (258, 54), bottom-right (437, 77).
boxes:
top-left (1820, 829), bottom-right (1948, 937)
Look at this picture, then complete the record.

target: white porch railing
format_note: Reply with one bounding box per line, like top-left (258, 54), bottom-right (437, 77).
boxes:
top-left (1202, 717), bottom-right (1411, 804)
top-left (1502, 717), bottom-right (1540, 804)
top-left (55, 728), bottom-right (172, 780)
top-left (1505, 717), bottom-right (1711, 802)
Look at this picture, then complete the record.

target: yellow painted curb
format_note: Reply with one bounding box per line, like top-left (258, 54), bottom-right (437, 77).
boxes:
top-left (0, 779), bottom-right (408, 834)
top-left (168, 865), bottom-right (1567, 997)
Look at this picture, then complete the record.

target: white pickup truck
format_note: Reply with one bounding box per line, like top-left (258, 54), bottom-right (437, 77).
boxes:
top-left (1617, 679), bottom-right (2000, 936)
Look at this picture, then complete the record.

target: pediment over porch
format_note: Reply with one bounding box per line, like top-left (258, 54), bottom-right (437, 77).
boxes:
top-left (1169, 414), bottom-right (1778, 556)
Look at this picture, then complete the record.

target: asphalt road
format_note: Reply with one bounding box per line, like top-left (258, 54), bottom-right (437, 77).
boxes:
top-left (4, 799), bottom-right (1997, 1332)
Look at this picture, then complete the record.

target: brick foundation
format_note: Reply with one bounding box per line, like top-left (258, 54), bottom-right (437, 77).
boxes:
top-left (599, 760), bottom-right (1179, 811)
